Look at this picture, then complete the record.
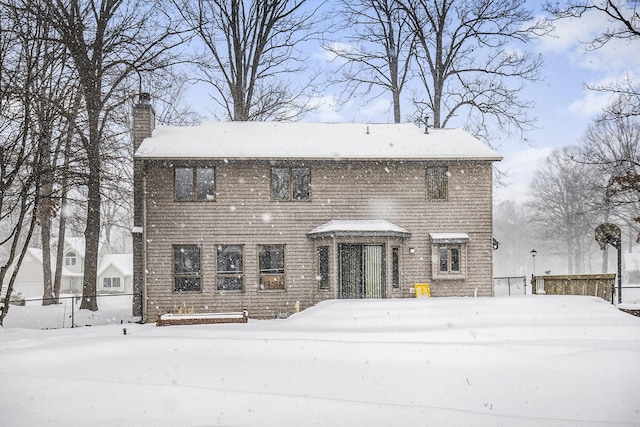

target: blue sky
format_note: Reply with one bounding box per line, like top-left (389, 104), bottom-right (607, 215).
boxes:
top-left (489, 1), bottom-right (639, 203)
top-left (186, 1), bottom-right (639, 204)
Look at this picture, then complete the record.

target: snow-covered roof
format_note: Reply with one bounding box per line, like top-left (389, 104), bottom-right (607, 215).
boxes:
top-left (308, 220), bottom-right (411, 238)
top-left (64, 237), bottom-right (85, 258)
top-left (135, 122), bottom-right (502, 161)
top-left (429, 232), bottom-right (470, 243)
top-left (98, 254), bottom-right (133, 277)
top-left (22, 248), bottom-right (75, 277)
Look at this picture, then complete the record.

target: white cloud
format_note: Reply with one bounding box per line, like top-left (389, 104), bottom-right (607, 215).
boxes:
top-left (537, 6), bottom-right (640, 73)
top-left (304, 94), bottom-right (346, 122)
top-left (567, 86), bottom-right (616, 117)
top-left (536, 14), bottom-right (600, 53)
top-left (359, 98), bottom-right (393, 121)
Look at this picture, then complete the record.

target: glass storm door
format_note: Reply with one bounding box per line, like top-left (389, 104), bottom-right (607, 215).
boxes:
top-left (339, 244), bottom-right (384, 298)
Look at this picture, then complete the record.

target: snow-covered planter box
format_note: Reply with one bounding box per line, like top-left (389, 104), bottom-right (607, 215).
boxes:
top-left (157, 310), bottom-right (248, 326)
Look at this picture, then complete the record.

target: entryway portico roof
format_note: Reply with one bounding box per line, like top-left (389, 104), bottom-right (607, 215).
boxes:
top-left (307, 220), bottom-right (411, 239)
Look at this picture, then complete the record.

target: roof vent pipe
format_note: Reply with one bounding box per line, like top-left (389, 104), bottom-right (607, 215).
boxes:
top-left (424, 116), bottom-right (429, 134)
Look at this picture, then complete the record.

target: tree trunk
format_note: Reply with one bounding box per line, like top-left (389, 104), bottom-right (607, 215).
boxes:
top-left (39, 135), bottom-right (54, 305)
top-left (80, 106), bottom-right (101, 311)
top-left (40, 208), bottom-right (54, 305)
top-left (80, 151), bottom-right (101, 311)
top-left (53, 208), bottom-right (66, 302)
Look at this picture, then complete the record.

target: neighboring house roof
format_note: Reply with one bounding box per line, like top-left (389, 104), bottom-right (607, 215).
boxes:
top-left (64, 236), bottom-right (112, 259)
top-left (135, 122), bottom-right (502, 161)
top-left (64, 237), bottom-right (86, 258)
top-left (308, 220), bottom-right (411, 238)
top-left (97, 254), bottom-right (133, 278)
top-left (25, 247), bottom-right (76, 277)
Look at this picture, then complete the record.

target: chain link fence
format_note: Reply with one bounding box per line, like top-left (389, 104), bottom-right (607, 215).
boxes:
top-left (2, 293), bottom-right (141, 329)
top-left (493, 276), bottom-right (527, 297)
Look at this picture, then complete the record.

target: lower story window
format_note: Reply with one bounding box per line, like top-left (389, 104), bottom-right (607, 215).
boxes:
top-left (217, 245), bottom-right (243, 291)
top-left (173, 245), bottom-right (201, 292)
top-left (317, 246), bottom-right (329, 290)
top-left (439, 245), bottom-right (460, 273)
top-left (103, 277), bottom-right (121, 288)
top-left (392, 247), bottom-right (400, 288)
top-left (259, 245), bottom-right (285, 290)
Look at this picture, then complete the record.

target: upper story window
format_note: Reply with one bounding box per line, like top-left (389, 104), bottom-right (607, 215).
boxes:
top-left (175, 167), bottom-right (215, 201)
top-left (258, 245), bottom-right (285, 290)
top-left (217, 245), bottom-right (243, 291)
top-left (64, 251), bottom-right (76, 266)
top-left (427, 166), bottom-right (448, 200)
top-left (271, 167), bottom-right (310, 201)
top-left (173, 245), bottom-right (201, 292)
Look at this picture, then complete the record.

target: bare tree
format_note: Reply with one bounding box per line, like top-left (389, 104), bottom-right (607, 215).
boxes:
top-left (578, 102), bottom-right (640, 242)
top-left (544, 0), bottom-right (639, 47)
top-left (324, 0), bottom-right (416, 123)
top-left (544, 1), bottom-right (640, 116)
top-left (9, 6), bottom-right (81, 305)
top-left (527, 147), bottom-right (600, 274)
top-left (395, 0), bottom-right (547, 142)
top-left (0, 7), bottom-right (42, 324)
top-left (176, 0), bottom-right (321, 121)
top-left (14, 0), bottom-right (186, 311)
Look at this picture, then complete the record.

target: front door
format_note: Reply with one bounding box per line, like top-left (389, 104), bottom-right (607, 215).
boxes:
top-left (339, 244), bottom-right (385, 298)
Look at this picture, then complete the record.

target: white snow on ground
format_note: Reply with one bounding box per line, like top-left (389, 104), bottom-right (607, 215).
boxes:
top-left (1, 295), bottom-right (639, 426)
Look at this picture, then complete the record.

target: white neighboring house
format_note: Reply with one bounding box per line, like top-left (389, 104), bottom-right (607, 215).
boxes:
top-left (2, 238), bottom-right (132, 299)
top-left (97, 254), bottom-right (133, 294)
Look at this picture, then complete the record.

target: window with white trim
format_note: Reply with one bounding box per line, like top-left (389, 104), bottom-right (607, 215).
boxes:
top-left (103, 277), bottom-right (121, 288)
top-left (64, 251), bottom-right (76, 266)
top-left (430, 233), bottom-right (468, 280)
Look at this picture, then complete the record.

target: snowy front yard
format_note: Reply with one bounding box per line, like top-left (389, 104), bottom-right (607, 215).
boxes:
top-left (1, 296), bottom-right (639, 426)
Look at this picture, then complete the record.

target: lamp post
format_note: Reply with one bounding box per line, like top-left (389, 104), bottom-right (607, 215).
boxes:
top-left (530, 249), bottom-right (537, 295)
top-left (530, 249), bottom-right (537, 276)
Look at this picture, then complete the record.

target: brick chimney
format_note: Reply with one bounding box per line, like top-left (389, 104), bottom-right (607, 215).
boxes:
top-left (133, 92), bottom-right (155, 151)
top-left (132, 93), bottom-right (154, 319)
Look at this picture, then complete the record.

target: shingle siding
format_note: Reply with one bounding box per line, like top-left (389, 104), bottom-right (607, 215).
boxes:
top-left (141, 159), bottom-right (495, 320)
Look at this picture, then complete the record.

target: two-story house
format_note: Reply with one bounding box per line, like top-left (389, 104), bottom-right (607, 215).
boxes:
top-left (132, 95), bottom-right (502, 321)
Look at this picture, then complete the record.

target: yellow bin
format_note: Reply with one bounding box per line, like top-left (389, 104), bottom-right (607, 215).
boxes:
top-left (414, 283), bottom-right (431, 298)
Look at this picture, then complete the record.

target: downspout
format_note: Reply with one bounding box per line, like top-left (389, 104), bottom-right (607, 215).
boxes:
top-left (142, 164), bottom-right (148, 323)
